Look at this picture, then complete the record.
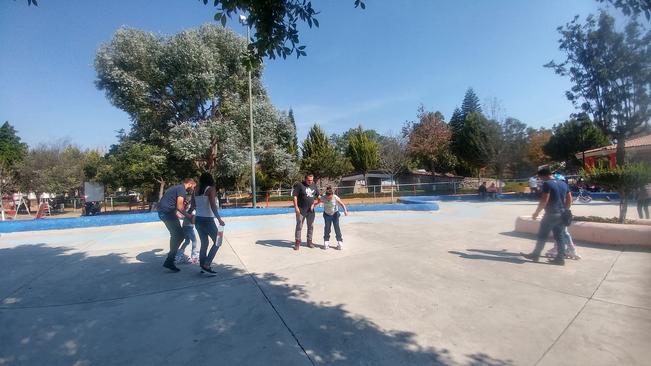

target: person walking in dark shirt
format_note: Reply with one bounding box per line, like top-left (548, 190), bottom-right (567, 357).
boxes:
top-left (522, 167), bottom-right (572, 265)
top-left (158, 178), bottom-right (196, 272)
top-left (293, 173), bottom-right (320, 250)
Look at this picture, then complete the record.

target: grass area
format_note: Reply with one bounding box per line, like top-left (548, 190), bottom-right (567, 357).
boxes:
top-left (573, 215), bottom-right (640, 225)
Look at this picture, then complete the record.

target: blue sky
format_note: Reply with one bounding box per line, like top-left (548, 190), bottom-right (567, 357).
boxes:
top-left (0, 0), bottom-right (605, 150)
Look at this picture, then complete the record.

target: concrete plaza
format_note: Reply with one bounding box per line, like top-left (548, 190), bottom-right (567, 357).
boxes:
top-left (1, 201), bottom-right (649, 366)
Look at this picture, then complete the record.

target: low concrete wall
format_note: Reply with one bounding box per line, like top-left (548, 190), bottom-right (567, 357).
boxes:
top-left (514, 216), bottom-right (651, 247)
top-left (0, 203), bottom-right (439, 234)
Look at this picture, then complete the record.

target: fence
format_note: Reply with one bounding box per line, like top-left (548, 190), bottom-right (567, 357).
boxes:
top-left (223, 179), bottom-right (532, 208)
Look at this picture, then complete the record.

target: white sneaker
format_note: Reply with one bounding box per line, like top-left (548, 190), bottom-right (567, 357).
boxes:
top-left (323, 241), bottom-right (329, 250)
top-left (336, 241), bottom-right (343, 250)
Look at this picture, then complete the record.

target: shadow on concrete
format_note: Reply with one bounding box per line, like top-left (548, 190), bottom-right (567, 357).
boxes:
top-left (498, 231), bottom-right (651, 253)
top-left (255, 239), bottom-right (296, 249)
top-left (0, 243), bottom-right (514, 366)
top-left (448, 250), bottom-right (526, 264)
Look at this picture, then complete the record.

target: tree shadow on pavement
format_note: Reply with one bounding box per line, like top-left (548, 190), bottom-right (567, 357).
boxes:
top-left (1, 243), bottom-right (514, 366)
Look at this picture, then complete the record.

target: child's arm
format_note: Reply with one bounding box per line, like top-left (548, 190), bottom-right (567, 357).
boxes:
top-left (311, 196), bottom-right (321, 212)
top-left (336, 196), bottom-right (348, 216)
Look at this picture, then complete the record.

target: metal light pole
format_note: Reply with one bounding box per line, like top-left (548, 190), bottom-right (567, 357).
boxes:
top-left (240, 14), bottom-right (257, 208)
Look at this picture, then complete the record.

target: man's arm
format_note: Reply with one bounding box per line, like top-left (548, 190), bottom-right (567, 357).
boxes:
top-left (176, 196), bottom-right (192, 219)
top-left (532, 192), bottom-right (549, 220)
top-left (565, 191), bottom-right (573, 209)
top-left (293, 196), bottom-right (300, 214)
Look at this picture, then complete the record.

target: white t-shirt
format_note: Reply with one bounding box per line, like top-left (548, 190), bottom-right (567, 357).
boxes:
top-left (321, 194), bottom-right (340, 215)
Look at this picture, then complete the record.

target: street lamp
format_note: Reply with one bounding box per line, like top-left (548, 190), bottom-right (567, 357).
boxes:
top-left (239, 14), bottom-right (257, 208)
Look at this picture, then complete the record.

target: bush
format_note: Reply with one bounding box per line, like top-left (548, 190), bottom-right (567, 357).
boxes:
top-left (581, 163), bottom-right (651, 193)
top-left (581, 163), bottom-right (651, 222)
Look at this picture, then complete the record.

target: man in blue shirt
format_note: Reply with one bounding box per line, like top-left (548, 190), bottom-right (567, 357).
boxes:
top-left (522, 167), bottom-right (572, 265)
top-left (159, 178), bottom-right (196, 272)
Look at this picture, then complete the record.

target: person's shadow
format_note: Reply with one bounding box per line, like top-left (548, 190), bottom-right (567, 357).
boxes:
top-left (449, 249), bottom-right (526, 264)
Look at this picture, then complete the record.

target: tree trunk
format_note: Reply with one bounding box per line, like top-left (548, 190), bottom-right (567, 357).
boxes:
top-left (619, 188), bottom-right (628, 224)
top-left (157, 179), bottom-right (166, 200)
top-left (615, 134), bottom-right (627, 223)
top-left (615, 134), bottom-right (626, 166)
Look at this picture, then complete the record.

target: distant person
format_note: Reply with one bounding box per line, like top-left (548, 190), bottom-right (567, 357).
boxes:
top-left (528, 176), bottom-right (539, 196)
top-left (478, 182), bottom-right (487, 201)
top-left (521, 167), bottom-right (572, 265)
top-left (487, 183), bottom-right (498, 200)
top-left (192, 172), bottom-right (226, 275)
top-left (293, 173), bottom-right (320, 250)
top-left (175, 199), bottom-right (199, 265)
top-left (637, 183), bottom-right (651, 219)
top-left (158, 178), bottom-right (196, 272)
top-left (314, 186), bottom-right (349, 250)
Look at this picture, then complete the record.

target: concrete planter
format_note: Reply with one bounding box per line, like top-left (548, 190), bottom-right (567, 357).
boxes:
top-left (514, 216), bottom-right (651, 247)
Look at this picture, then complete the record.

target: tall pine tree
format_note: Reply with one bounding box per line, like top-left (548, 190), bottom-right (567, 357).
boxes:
top-left (346, 126), bottom-right (379, 185)
top-left (460, 88), bottom-right (482, 117)
top-left (287, 108), bottom-right (299, 159)
top-left (300, 124), bottom-right (351, 180)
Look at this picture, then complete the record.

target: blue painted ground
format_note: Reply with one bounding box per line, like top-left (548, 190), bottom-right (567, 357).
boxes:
top-left (0, 203), bottom-right (439, 233)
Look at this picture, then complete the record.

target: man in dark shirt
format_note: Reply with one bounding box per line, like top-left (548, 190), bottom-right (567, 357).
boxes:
top-left (522, 167), bottom-right (572, 265)
top-left (293, 173), bottom-right (320, 250)
top-left (478, 182), bottom-right (487, 201)
top-left (159, 178), bottom-right (196, 272)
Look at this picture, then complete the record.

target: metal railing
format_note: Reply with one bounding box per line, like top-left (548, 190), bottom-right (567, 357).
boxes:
top-left (222, 179), bottom-right (532, 207)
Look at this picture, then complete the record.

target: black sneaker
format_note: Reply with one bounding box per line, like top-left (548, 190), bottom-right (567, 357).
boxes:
top-left (548, 257), bottom-right (565, 266)
top-left (200, 265), bottom-right (217, 274)
top-left (163, 262), bottom-right (181, 272)
top-left (521, 252), bottom-right (540, 263)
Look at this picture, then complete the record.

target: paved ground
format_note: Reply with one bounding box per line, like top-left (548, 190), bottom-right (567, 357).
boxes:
top-left (1, 201), bottom-right (649, 366)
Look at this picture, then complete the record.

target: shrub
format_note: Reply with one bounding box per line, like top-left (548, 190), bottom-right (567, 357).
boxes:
top-left (581, 163), bottom-right (651, 222)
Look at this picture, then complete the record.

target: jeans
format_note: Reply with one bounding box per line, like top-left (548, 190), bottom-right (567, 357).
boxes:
top-left (532, 212), bottom-right (568, 258)
top-left (179, 226), bottom-right (198, 256)
top-left (159, 212), bottom-right (184, 265)
top-left (195, 217), bottom-right (221, 267)
top-left (323, 211), bottom-right (343, 242)
top-left (295, 211), bottom-right (315, 242)
top-left (637, 198), bottom-right (650, 219)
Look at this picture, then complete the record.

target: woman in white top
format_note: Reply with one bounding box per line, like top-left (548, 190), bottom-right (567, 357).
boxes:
top-left (191, 172), bottom-right (226, 274)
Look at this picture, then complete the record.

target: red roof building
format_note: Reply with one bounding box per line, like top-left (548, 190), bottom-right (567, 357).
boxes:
top-left (576, 133), bottom-right (651, 168)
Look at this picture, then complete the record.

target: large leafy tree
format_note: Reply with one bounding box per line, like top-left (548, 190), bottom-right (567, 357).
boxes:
top-left (406, 107), bottom-right (457, 174)
top-left (16, 141), bottom-right (92, 199)
top-left (545, 11), bottom-right (651, 165)
top-left (0, 122), bottom-right (28, 169)
top-left (301, 124), bottom-right (351, 180)
top-left (526, 128), bottom-right (553, 169)
top-left (0, 122), bottom-right (28, 194)
top-left (346, 126), bottom-right (379, 185)
top-left (597, 0), bottom-right (651, 20)
top-left (543, 114), bottom-right (610, 168)
top-left (201, 0), bottom-right (366, 62)
top-left (96, 142), bottom-right (169, 200)
top-left (95, 24), bottom-right (296, 194)
top-left (331, 128), bottom-right (383, 155)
